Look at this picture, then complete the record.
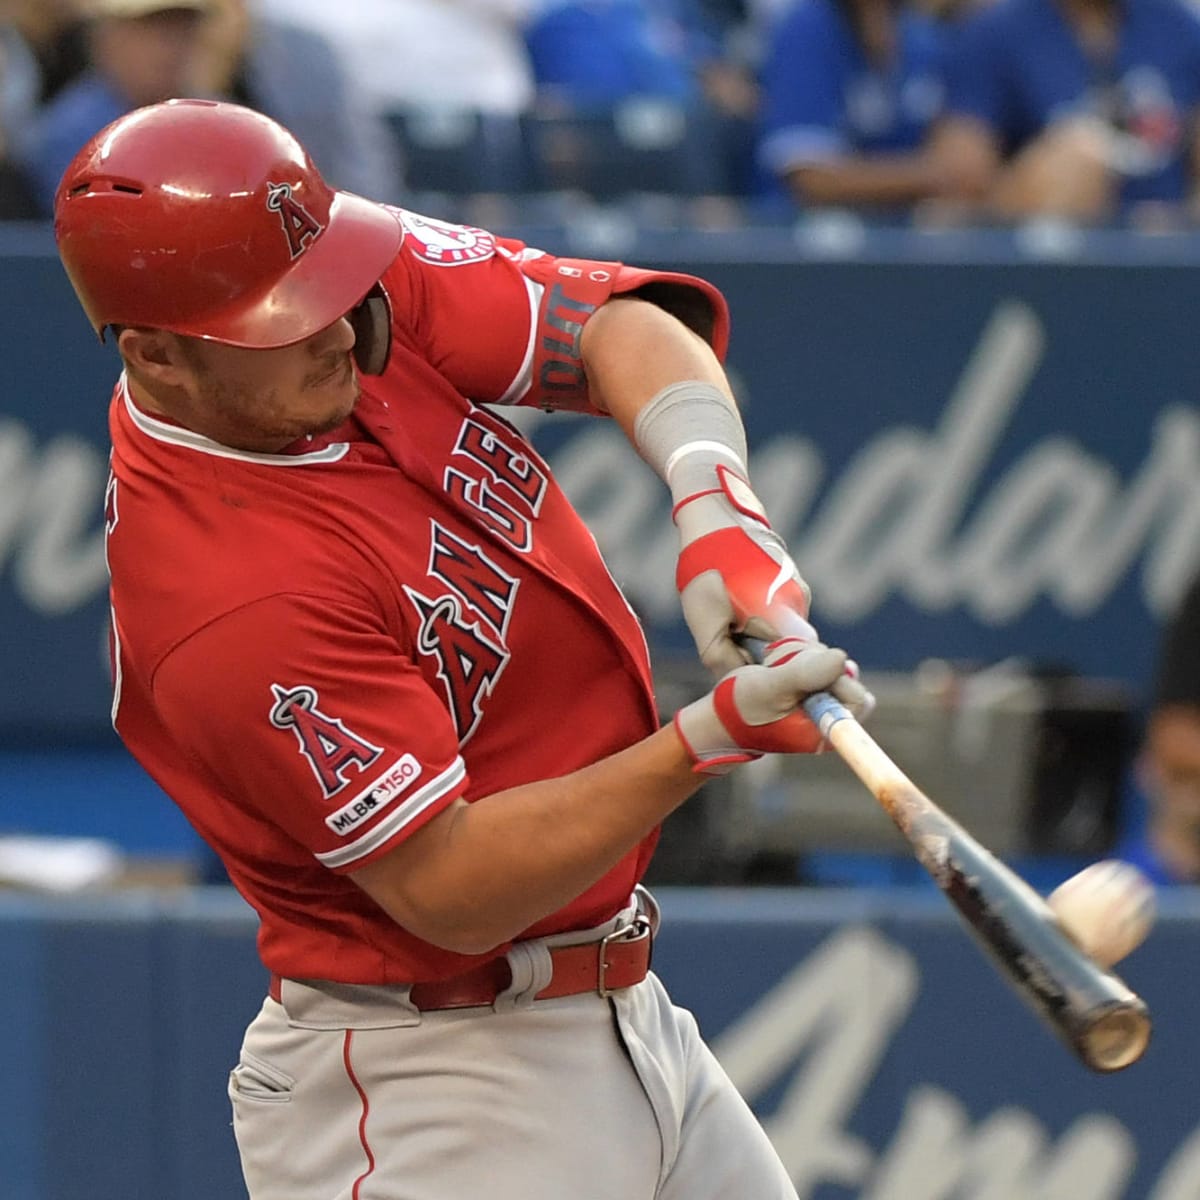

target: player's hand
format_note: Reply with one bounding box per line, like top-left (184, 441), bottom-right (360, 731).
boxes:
top-left (674, 464), bottom-right (813, 676)
top-left (674, 636), bottom-right (875, 775)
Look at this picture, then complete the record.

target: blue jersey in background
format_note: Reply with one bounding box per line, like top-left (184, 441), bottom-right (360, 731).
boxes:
top-left (756, 0), bottom-right (947, 202)
top-left (945, 0), bottom-right (1200, 208)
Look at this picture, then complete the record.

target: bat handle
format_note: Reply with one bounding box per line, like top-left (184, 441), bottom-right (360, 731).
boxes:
top-left (802, 691), bottom-right (854, 740)
top-left (742, 617), bottom-right (859, 730)
top-left (737, 633), bottom-right (857, 739)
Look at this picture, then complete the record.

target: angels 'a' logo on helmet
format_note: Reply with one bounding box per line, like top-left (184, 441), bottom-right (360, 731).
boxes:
top-left (266, 181), bottom-right (323, 259)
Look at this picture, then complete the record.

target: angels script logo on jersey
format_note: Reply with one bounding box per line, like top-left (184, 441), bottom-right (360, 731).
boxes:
top-left (402, 410), bottom-right (551, 742)
top-left (404, 522), bottom-right (519, 744)
top-left (392, 207), bottom-right (496, 266)
top-left (266, 182), bottom-right (323, 259)
top-left (269, 683), bottom-right (383, 797)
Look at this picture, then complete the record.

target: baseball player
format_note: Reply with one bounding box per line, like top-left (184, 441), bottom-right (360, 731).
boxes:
top-left (55, 99), bottom-right (871, 1200)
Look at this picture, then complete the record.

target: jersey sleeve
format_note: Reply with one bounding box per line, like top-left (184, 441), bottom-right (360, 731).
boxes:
top-left (379, 205), bottom-right (730, 415)
top-left (148, 591), bottom-right (468, 874)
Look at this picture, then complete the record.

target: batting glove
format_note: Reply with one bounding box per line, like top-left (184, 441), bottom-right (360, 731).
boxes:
top-left (674, 462), bottom-right (812, 677)
top-left (674, 636), bottom-right (875, 775)
top-left (630, 380), bottom-right (814, 678)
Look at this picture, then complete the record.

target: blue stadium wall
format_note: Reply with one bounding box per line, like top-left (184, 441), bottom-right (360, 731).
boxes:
top-left (2, 887), bottom-right (1198, 1200)
top-left (2, 222), bottom-right (1200, 1197)
top-left (5, 221), bottom-right (1199, 739)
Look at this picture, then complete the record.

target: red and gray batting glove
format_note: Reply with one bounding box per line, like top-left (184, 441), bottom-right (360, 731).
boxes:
top-left (674, 636), bottom-right (875, 775)
top-left (674, 463), bottom-right (813, 676)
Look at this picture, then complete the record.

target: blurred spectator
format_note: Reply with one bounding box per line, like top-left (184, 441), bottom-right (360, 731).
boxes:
top-left (926, 0), bottom-right (1200, 226)
top-left (187, 0), bottom-right (401, 201)
top-left (685, 0), bottom-right (763, 125)
top-left (0, 4), bottom-right (62, 216)
top-left (256, 0), bottom-right (540, 117)
top-left (520, 1), bottom-right (761, 197)
top-left (0, 0), bottom-right (87, 141)
top-left (1117, 572), bottom-right (1200, 884)
top-left (19, 0), bottom-right (401, 217)
top-left (252, 0), bottom-right (537, 200)
top-left (524, 1), bottom-right (699, 107)
top-left (20, 0), bottom-right (211, 213)
top-left (755, 0), bottom-right (951, 216)
top-left (0, 124), bottom-right (37, 217)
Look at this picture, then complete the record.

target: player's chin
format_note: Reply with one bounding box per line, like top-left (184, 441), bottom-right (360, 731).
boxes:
top-left (307, 367), bottom-right (360, 429)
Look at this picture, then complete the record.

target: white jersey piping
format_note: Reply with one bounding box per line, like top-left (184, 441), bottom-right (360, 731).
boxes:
top-left (119, 375), bottom-right (350, 466)
top-left (495, 274), bottom-right (541, 405)
top-left (316, 757), bottom-right (467, 869)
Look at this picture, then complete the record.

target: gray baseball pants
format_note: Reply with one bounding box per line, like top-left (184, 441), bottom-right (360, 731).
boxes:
top-left (229, 961), bottom-right (797, 1198)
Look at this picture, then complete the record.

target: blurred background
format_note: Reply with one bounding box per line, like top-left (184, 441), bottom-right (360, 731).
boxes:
top-left (4, 0), bottom-right (1200, 1196)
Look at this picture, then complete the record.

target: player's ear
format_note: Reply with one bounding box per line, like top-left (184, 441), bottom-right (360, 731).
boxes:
top-left (116, 327), bottom-right (193, 385)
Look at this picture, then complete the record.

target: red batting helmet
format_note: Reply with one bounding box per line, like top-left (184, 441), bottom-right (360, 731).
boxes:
top-left (54, 99), bottom-right (402, 370)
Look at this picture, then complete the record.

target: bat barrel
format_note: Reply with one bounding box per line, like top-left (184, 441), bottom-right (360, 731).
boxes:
top-left (939, 828), bottom-right (1153, 1073)
top-left (757, 633), bottom-right (1153, 1072)
top-left (1077, 1002), bottom-right (1153, 1072)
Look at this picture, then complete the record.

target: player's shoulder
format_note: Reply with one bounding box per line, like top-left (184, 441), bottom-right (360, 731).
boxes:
top-left (385, 206), bottom-right (503, 269)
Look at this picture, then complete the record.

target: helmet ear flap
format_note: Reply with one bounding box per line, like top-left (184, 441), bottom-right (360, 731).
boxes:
top-left (349, 283), bottom-right (392, 376)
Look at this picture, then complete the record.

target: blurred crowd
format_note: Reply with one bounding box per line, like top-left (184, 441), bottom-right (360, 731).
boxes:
top-left (1117, 570), bottom-right (1200, 885)
top-left (4, 0), bottom-right (1200, 228)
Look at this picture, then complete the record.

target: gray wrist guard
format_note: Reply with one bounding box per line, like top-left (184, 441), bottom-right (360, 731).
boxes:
top-left (632, 381), bottom-right (749, 502)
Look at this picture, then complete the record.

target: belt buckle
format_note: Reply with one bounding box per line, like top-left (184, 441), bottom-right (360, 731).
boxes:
top-left (595, 913), bottom-right (651, 998)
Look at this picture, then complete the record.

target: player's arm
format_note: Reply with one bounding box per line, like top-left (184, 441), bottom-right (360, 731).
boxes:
top-left (353, 725), bottom-right (698, 953)
top-left (352, 637), bottom-right (869, 953)
top-left (578, 295), bottom-right (814, 676)
top-left (395, 225), bottom-right (820, 674)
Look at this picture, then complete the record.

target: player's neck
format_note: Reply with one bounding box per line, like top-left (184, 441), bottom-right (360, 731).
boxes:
top-left (124, 370), bottom-right (171, 420)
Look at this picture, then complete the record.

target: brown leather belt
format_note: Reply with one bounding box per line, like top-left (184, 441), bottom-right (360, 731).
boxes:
top-left (268, 918), bottom-right (652, 1011)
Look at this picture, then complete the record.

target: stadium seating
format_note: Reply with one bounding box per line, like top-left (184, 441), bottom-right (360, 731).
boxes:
top-left (385, 99), bottom-right (728, 202)
top-left (383, 105), bottom-right (530, 196)
top-left (520, 98), bottom-right (725, 199)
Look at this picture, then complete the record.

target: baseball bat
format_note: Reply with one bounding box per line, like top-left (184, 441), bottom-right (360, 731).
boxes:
top-left (741, 624), bottom-right (1152, 1073)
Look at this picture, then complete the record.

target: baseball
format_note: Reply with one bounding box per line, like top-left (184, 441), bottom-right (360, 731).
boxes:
top-left (1047, 860), bottom-right (1156, 967)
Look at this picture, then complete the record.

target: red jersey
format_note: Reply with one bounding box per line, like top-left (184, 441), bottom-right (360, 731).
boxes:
top-left (104, 208), bottom-right (729, 984)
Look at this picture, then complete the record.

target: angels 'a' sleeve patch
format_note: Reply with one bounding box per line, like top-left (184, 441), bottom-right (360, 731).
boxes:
top-left (262, 678), bottom-right (467, 871)
top-left (149, 592), bottom-right (469, 876)
top-left (391, 206), bottom-right (496, 266)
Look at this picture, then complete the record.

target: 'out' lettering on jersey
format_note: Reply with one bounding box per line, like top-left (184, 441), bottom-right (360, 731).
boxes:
top-left (404, 589), bottom-right (509, 744)
top-left (453, 418), bottom-right (547, 513)
top-left (427, 523), bottom-right (519, 638)
top-left (269, 683), bottom-right (383, 797)
top-left (539, 282), bottom-right (596, 395)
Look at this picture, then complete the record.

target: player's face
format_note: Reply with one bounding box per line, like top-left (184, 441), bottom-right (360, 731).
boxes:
top-left (175, 316), bottom-right (361, 452)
